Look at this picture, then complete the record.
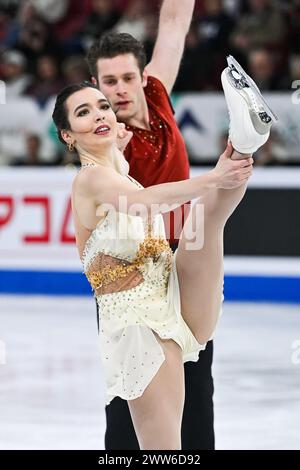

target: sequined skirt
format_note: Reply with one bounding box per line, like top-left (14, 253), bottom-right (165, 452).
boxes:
top-left (96, 249), bottom-right (206, 405)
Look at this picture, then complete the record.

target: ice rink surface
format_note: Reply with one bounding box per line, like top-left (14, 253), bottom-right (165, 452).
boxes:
top-left (0, 295), bottom-right (299, 450)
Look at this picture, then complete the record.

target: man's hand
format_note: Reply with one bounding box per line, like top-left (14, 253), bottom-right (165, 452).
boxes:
top-left (117, 122), bottom-right (133, 153)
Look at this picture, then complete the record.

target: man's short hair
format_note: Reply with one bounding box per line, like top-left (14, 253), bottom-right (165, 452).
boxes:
top-left (86, 32), bottom-right (147, 79)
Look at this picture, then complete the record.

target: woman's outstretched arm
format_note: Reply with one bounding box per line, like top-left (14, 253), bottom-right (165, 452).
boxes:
top-left (83, 143), bottom-right (253, 216)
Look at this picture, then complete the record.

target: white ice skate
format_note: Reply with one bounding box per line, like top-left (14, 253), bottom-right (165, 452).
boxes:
top-left (221, 55), bottom-right (278, 154)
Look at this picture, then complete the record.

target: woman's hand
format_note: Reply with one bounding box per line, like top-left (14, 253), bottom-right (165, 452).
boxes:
top-left (212, 141), bottom-right (253, 189)
top-left (117, 123), bottom-right (133, 153)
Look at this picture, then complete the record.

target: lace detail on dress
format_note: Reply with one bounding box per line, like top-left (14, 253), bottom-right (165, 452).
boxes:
top-left (86, 252), bottom-right (144, 295)
top-left (85, 235), bottom-right (173, 296)
top-left (80, 173), bottom-right (173, 296)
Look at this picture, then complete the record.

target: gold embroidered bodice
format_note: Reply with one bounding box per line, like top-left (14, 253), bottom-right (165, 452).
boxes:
top-left (80, 175), bottom-right (173, 297)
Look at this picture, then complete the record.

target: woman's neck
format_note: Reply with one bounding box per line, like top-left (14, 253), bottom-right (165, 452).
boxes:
top-left (78, 145), bottom-right (129, 176)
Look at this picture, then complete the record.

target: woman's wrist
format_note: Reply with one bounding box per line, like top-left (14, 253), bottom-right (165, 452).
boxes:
top-left (203, 169), bottom-right (219, 190)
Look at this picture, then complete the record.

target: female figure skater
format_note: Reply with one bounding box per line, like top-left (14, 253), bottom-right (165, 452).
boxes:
top-left (52, 58), bottom-right (276, 449)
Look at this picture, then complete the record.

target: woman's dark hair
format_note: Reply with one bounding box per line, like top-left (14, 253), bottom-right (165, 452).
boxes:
top-left (86, 32), bottom-right (147, 80)
top-left (52, 81), bottom-right (98, 145)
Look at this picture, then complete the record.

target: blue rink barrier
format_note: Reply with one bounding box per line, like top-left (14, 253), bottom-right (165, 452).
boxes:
top-left (0, 270), bottom-right (300, 303)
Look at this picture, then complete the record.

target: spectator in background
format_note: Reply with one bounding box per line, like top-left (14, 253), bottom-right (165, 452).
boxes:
top-left (14, 16), bottom-right (62, 74)
top-left (80, 0), bottom-right (121, 48)
top-left (112, 0), bottom-right (153, 42)
top-left (198, 0), bottom-right (235, 51)
top-left (41, 0), bottom-right (91, 55)
top-left (10, 132), bottom-right (63, 166)
top-left (285, 0), bottom-right (300, 54)
top-left (0, 6), bottom-right (12, 44)
top-left (248, 48), bottom-right (283, 91)
top-left (0, 0), bottom-right (28, 48)
top-left (195, 0), bottom-right (236, 90)
top-left (173, 23), bottom-right (205, 91)
top-left (25, 55), bottom-right (65, 106)
top-left (10, 134), bottom-right (43, 166)
top-left (30, 0), bottom-right (91, 43)
top-left (289, 54), bottom-right (300, 85)
top-left (29, 0), bottom-right (69, 24)
top-left (230, 0), bottom-right (288, 64)
top-left (115, 0), bottom-right (161, 14)
top-left (141, 14), bottom-right (158, 62)
top-left (0, 49), bottom-right (32, 98)
top-left (62, 55), bottom-right (90, 84)
top-left (175, 0), bottom-right (236, 92)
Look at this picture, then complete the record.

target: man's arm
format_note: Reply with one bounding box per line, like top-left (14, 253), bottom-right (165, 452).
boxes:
top-left (145, 0), bottom-right (195, 95)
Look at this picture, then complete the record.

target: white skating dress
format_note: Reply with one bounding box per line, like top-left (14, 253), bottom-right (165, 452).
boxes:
top-left (81, 175), bottom-right (216, 405)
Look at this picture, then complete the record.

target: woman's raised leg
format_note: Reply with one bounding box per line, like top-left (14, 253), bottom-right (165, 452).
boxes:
top-left (175, 146), bottom-right (251, 345)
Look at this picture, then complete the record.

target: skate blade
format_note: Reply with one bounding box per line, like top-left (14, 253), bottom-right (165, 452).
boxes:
top-left (226, 55), bottom-right (279, 123)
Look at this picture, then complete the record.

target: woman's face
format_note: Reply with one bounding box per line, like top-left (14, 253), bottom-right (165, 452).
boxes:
top-left (63, 87), bottom-right (118, 153)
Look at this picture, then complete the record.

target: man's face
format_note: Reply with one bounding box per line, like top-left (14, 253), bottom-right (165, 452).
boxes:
top-left (96, 53), bottom-right (147, 123)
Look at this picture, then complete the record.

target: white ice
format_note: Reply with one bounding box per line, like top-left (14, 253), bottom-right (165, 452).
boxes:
top-left (0, 295), bottom-right (299, 450)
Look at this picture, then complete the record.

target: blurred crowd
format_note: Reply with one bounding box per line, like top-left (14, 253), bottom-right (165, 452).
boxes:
top-left (0, 0), bottom-right (299, 166)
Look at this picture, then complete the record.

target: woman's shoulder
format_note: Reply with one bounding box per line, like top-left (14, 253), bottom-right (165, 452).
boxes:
top-left (72, 165), bottom-right (117, 193)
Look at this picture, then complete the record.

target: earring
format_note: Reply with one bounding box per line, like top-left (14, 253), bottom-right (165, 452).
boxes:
top-left (68, 142), bottom-right (74, 152)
